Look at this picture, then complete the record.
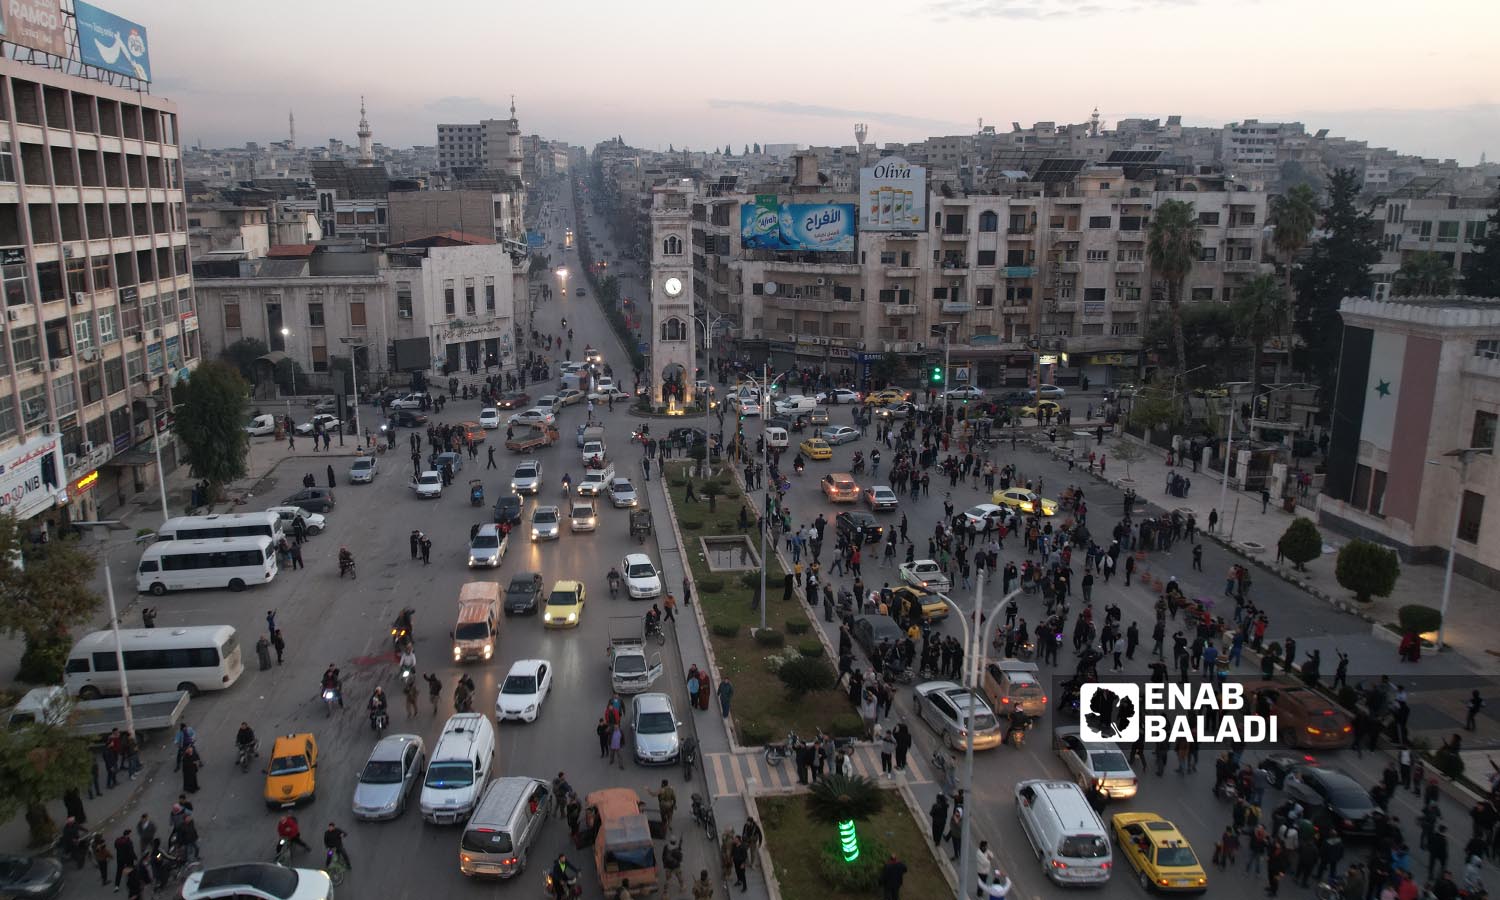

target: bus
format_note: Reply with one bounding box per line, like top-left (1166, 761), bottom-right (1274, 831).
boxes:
top-left (156, 512), bottom-right (284, 543)
top-left (137, 536), bottom-right (279, 595)
top-left (64, 625), bottom-right (245, 698)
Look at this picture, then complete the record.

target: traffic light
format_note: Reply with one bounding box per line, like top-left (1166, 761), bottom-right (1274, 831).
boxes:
top-left (930, 366), bottom-right (944, 384)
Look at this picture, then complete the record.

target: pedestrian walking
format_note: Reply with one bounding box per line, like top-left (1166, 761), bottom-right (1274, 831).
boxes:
top-left (404, 679), bottom-right (419, 718)
top-left (327, 465), bottom-right (336, 488)
top-left (91, 834), bottom-right (111, 885)
top-left (1466, 690), bottom-right (1484, 731)
top-left (113, 829), bottom-right (136, 889)
top-left (255, 636), bottom-right (273, 670)
top-left (879, 854), bottom-right (908, 900)
top-left (271, 629), bottom-right (286, 664)
top-left (648, 780), bottom-right (677, 833)
top-left (290, 542), bottom-right (304, 570)
top-left (487, 446), bottom-right (497, 469)
top-left (180, 745), bottom-right (202, 793)
top-left (172, 723), bottom-right (195, 772)
top-left (730, 835), bottom-right (748, 892)
top-left (420, 537), bottom-right (432, 564)
top-left (717, 677), bottom-right (734, 717)
top-left (608, 723), bottom-right (625, 769)
top-left (929, 793), bottom-right (949, 847)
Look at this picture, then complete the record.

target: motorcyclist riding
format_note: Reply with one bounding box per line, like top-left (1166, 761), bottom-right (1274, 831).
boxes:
top-left (607, 566), bottom-right (622, 597)
top-left (277, 814), bottom-right (311, 853)
top-left (391, 607), bottom-right (415, 651)
top-left (368, 687), bottom-right (389, 730)
top-left (1006, 709), bottom-right (1031, 745)
top-left (338, 547), bottom-right (355, 578)
top-left (235, 722), bottom-right (258, 758)
top-left (398, 646), bottom-right (417, 683)
top-left (321, 665), bottom-right (343, 707)
top-left (793, 453), bottom-right (805, 474)
top-left (561, 473), bottom-right (573, 496)
top-left (548, 853), bottom-right (579, 900)
top-left (645, 605), bottom-right (662, 635)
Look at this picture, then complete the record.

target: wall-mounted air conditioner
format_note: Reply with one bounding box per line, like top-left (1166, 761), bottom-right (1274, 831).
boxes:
top-left (398, 310), bottom-right (412, 319)
top-left (6, 310), bottom-right (18, 322)
top-left (80, 348), bottom-right (99, 362)
top-left (64, 453), bottom-right (78, 470)
top-left (815, 277), bottom-right (826, 286)
top-left (71, 293), bottom-right (86, 306)
top-left (79, 440), bottom-right (95, 454)
top-left (49, 360), bottom-right (61, 371)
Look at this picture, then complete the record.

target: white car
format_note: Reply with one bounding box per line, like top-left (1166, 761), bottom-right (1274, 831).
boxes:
top-left (569, 501), bottom-right (598, 532)
top-left (578, 468), bottom-right (614, 497)
top-left (588, 386), bottom-right (631, 403)
top-left (816, 388), bottom-right (862, 405)
top-left (557, 389), bottom-right (586, 407)
top-left (294, 414), bottom-right (340, 436)
top-left (530, 505), bottom-right (561, 541)
top-left (349, 456), bottom-right (377, 484)
top-left (622, 552), bottom-right (662, 599)
top-left (1032, 384), bottom-right (1066, 400)
top-left (266, 506), bottom-right (326, 535)
top-left (821, 425), bottom-right (862, 445)
top-left (942, 386), bottom-right (985, 401)
top-left (864, 485), bottom-right (899, 511)
top-left (478, 408), bottom-right (501, 429)
top-left (739, 400), bottom-right (762, 417)
top-left (511, 460), bottom-right (543, 495)
top-left (389, 392), bottom-right (428, 410)
top-left (596, 376), bottom-right (616, 392)
top-left (582, 440), bottom-right (607, 467)
top-left (180, 863), bottom-right (332, 900)
top-left (963, 503), bottom-right (1009, 531)
top-left (508, 408), bottom-right (556, 428)
top-left (411, 471), bottom-right (443, 499)
top-left (535, 394), bottom-right (563, 412)
top-left (495, 659), bottom-right (552, 723)
top-left (608, 478), bottom-right (639, 508)
top-left (899, 559), bottom-right (951, 592)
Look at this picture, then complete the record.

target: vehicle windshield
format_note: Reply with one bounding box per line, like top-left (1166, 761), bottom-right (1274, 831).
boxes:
top-left (612, 482), bottom-right (633, 493)
top-left (498, 498), bottom-right (520, 511)
top-left (507, 579), bottom-right (537, 597)
top-left (534, 510), bottom-right (559, 524)
top-left (471, 535), bottom-right (499, 549)
top-left (270, 754), bottom-right (309, 775)
top-left (549, 590), bottom-right (579, 607)
top-left (1320, 778), bottom-right (1370, 807)
top-left (502, 675), bottom-right (537, 694)
top-left (424, 761), bottom-right (474, 789)
top-left (968, 712), bottom-right (999, 731)
top-left (353, 460), bottom-right (373, 470)
top-left (572, 507), bottom-right (594, 518)
top-left (1156, 846), bottom-right (1200, 868)
top-left (419, 474), bottom-right (439, 485)
top-left (615, 656), bottom-right (645, 675)
top-left (454, 622), bottom-right (491, 641)
top-left (1090, 750), bottom-right (1132, 773)
top-left (460, 829), bottom-right (514, 854)
top-left (516, 466), bottom-right (538, 478)
top-left (638, 711), bottom-right (676, 734)
top-left (627, 563), bottom-right (656, 578)
top-left (359, 760), bottom-right (402, 784)
top-left (1061, 834), bottom-right (1110, 858)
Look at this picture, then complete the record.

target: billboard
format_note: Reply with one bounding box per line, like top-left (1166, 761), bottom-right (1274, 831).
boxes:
top-left (859, 157), bottom-right (927, 231)
top-left (74, 1), bottom-right (152, 81)
top-left (740, 197), bottom-right (855, 252)
top-left (0, 434), bottom-right (65, 520)
top-left (392, 337), bottom-right (429, 372)
top-left (0, 0), bottom-right (66, 57)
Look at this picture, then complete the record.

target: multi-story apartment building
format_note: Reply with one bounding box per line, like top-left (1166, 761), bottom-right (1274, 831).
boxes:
top-left (187, 204), bottom-right (271, 259)
top-left (0, 57), bottom-right (198, 529)
top-left (682, 154), bottom-right (1269, 389)
top-left (434, 105), bottom-right (524, 182)
top-left (1372, 181), bottom-right (1495, 282)
top-left (437, 123), bottom-right (483, 169)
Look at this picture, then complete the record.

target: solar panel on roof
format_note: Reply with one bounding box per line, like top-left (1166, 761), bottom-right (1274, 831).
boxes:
top-left (1030, 158), bottom-right (1087, 183)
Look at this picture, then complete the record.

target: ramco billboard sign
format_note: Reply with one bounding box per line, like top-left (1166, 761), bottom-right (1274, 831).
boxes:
top-left (859, 157), bottom-right (927, 232)
top-left (74, 1), bottom-right (152, 82)
top-left (0, 0), bottom-right (67, 57)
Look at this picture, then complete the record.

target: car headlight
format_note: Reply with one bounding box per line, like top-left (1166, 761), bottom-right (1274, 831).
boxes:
top-left (468, 556), bottom-right (478, 565)
top-left (453, 647), bottom-right (462, 660)
top-left (566, 613), bottom-right (577, 622)
top-left (483, 644), bottom-right (493, 659)
top-left (543, 612), bottom-right (553, 623)
top-left (524, 704), bottom-right (536, 713)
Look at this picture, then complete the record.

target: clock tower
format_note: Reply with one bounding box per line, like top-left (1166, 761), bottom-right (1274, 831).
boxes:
top-left (647, 180), bottom-right (696, 409)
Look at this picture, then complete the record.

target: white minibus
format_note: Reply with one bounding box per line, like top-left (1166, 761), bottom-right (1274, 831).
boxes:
top-left (156, 512), bottom-right (284, 543)
top-left (137, 536), bottom-right (279, 595)
top-left (63, 625), bottom-right (245, 698)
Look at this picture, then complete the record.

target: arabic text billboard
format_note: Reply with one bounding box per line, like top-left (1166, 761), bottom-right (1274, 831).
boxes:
top-left (75, 1), bottom-right (152, 82)
top-left (859, 157), bottom-right (927, 231)
top-left (0, 0), bottom-right (66, 57)
top-left (740, 196), bottom-right (855, 253)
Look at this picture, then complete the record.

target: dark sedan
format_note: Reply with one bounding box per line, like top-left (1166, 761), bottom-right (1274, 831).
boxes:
top-left (504, 572), bottom-right (544, 615)
top-left (496, 391), bottom-right (532, 410)
top-left (281, 487), bottom-right (335, 513)
top-left (835, 511), bottom-right (885, 547)
top-left (493, 493), bottom-right (524, 526)
top-left (850, 615), bottom-right (905, 658)
top-left (1258, 756), bottom-right (1380, 836)
top-left (0, 853), bottom-right (63, 899)
top-left (387, 410), bottom-right (428, 428)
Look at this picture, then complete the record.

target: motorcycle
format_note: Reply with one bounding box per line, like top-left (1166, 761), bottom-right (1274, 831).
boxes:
top-left (274, 837), bottom-right (294, 865)
top-left (338, 554), bottom-right (356, 579)
top-left (680, 736), bottom-right (698, 781)
top-left (763, 731), bottom-right (799, 767)
top-left (370, 707), bottom-right (389, 734)
top-left (236, 740), bottom-right (258, 773)
top-left (544, 865), bottom-right (582, 900)
top-left (391, 609), bottom-right (414, 653)
top-left (322, 687), bottom-right (341, 717)
top-left (690, 793), bottom-right (716, 842)
top-left (400, 662), bottom-right (415, 687)
top-left (645, 618), bottom-right (665, 646)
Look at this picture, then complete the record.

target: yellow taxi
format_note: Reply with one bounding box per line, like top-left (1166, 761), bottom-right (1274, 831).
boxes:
top-left (866, 388), bottom-right (908, 407)
top-left (891, 585), bottom-right (949, 622)
top-left (1019, 400), bottom-right (1061, 419)
top-left (263, 733), bottom-right (318, 809)
top-left (993, 488), bottom-right (1059, 517)
top-left (821, 473), bottom-right (860, 503)
top-left (799, 438), bottom-right (833, 461)
top-left (1111, 813), bottom-right (1208, 893)
top-left (542, 579), bottom-right (587, 629)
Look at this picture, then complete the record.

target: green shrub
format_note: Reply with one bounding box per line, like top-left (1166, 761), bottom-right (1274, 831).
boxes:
top-left (777, 656), bottom-right (835, 696)
top-left (1336, 539), bottom-right (1401, 603)
top-left (1278, 517), bottom-right (1323, 571)
top-left (739, 721), bottom-right (773, 746)
top-left (754, 628), bottom-right (785, 648)
top-left (816, 834), bottom-right (888, 892)
top-left (681, 520), bottom-right (704, 531)
top-left (829, 713), bottom-right (866, 738)
top-left (1397, 604), bottom-right (1442, 634)
top-left (740, 572), bottom-right (761, 589)
top-left (711, 623), bottom-right (741, 638)
top-left (785, 621), bottom-right (810, 636)
top-left (17, 634), bottom-right (70, 685)
top-left (698, 578), bottom-right (725, 593)
top-left (797, 640), bottom-right (825, 659)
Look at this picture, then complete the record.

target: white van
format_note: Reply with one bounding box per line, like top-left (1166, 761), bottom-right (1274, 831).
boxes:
top-left (458, 776), bottom-right (552, 878)
top-left (1014, 779), bottom-right (1112, 885)
top-left (421, 714), bottom-right (497, 824)
top-left (64, 626), bottom-right (245, 699)
top-left (764, 427), bottom-right (790, 449)
top-left (774, 395), bottom-right (817, 416)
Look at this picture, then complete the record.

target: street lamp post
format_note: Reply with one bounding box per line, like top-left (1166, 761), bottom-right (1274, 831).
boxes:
top-left (148, 398), bottom-right (170, 524)
top-left (748, 364), bottom-right (789, 633)
top-left (74, 520), bottom-right (137, 737)
top-left (1429, 448), bottom-right (1491, 651)
top-left (340, 338), bottom-right (366, 447)
top-left (1214, 382), bottom-right (1315, 535)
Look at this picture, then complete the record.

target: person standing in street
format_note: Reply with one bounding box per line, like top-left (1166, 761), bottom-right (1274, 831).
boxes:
top-left (180, 745), bottom-right (202, 793)
top-left (608, 723), bottom-right (625, 769)
top-left (271, 629), bottom-right (286, 665)
top-left (112, 829), bottom-right (136, 889)
top-left (255, 636), bottom-right (272, 670)
top-left (730, 835), bottom-right (748, 892)
top-left (1465, 690), bottom-right (1483, 731)
top-left (648, 780), bottom-right (676, 833)
top-left (327, 465), bottom-right (336, 488)
top-left (717, 677), bottom-right (734, 718)
top-left (929, 793), bottom-right (949, 847)
top-left (879, 854), bottom-right (908, 900)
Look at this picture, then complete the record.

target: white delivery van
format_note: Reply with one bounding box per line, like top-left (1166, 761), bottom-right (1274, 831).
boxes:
top-left (421, 714), bottom-right (497, 825)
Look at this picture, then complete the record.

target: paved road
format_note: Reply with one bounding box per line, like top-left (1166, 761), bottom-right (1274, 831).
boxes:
top-left (53, 186), bottom-right (722, 900)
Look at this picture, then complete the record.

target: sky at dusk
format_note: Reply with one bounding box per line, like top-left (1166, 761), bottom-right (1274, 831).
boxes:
top-left (124, 0), bottom-right (1499, 163)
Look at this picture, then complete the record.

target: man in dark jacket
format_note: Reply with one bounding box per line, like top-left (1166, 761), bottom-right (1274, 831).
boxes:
top-left (879, 854), bottom-right (908, 900)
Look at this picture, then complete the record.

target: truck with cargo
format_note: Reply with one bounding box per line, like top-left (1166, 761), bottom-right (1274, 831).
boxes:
top-left (606, 617), bottom-right (662, 694)
top-left (505, 424), bottom-right (559, 453)
top-left (5, 685), bottom-right (189, 737)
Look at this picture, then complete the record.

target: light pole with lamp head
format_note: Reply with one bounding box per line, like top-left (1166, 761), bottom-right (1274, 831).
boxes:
top-left (340, 338), bottom-right (366, 447)
top-left (71, 520), bottom-right (140, 737)
top-left (1427, 447), bottom-right (1491, 651)
top-left (691, 310), bottom-right (730, 475)
top-left (748, 365), bottom-right (789, 633)
top-left (1215, 381), bottom-right (1315, 536)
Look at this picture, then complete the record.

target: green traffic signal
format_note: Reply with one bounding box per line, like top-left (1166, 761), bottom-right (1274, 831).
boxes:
top-left (930, 366), bottom-right (944, 384)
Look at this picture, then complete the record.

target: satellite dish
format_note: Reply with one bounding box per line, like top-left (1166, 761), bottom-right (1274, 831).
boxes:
top-left (764, 281), bottom-right (778, 296)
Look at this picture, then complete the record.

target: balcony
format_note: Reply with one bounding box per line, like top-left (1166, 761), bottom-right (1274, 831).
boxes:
top-left (940, 260), bottom-right (970, 272)
top-left (1054, 230), bottom-right (1083, 243)
top-left (1002, 303), bottom-right (1032, 314)
top-left (940, 229), bottom-right (970, 241)
top-left (1115, 260), bottom-right (1144, 273)
top-left (1006, 227), bottom-right (1035, 238)
top-left (1117, 230), bottom-right (1145, 243)
top-left (765, 295), bottom-right (860, 314)
top-left (1053, 260), bottom-right (1082, 274)
top-left (941, 301), bottom-right (972, 314)
top-left (885, 231), bottom-right (921, 241)
top-left (1227, 226), bottom-right (1262, 241)
top-left (884, 266), bottom-right (919, 278)
top-left (1224, 260), bottom-right (1262, 273)
top-left (1003, 266), bottom-right (1038, 279)
top-left (883, 304), bottom-right (918, 317)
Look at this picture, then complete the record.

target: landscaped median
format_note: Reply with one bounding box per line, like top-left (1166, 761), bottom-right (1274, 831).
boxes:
top-left (663, 460), bottom-right (854, 745)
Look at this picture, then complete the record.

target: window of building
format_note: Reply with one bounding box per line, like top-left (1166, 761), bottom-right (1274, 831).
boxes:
top-left (36, 261), bottom-right (63, 302)
top-left (976, 287), bottom-right (994, 307)
top-left (978, 211), bottom-right (998, 233)
top-left (832, 284), bottom-right (853, 301)
top-left (880, 251), bottom-right (897, 265)
top-left (1198, 211), bottom-right (1220, 226)
top-left (1086, 249), bottom-right (1109, 262)
top-left (10, 325), bottom-right (38, 366)
top-left (308, 302), bottom-right (324, 327)
top-left (1006, 285), bottom-right (1033, 303)
top-left (1191, 287), bottom-right (1215, 302)
top-left (1477, 339), bottom-right (1500, 360)
top-left (350, 298), bottom-right (366, 327)
top-left (663, 235), bottom-right (683, 256)
top-left (159, 291), bottom-right (175, 319)
top-left (464, 282), bottom-right (476, 314)
top-left (396, 282), bottom-right (412, 318)
top-left (66, 256), bottom-right (87, 296)
top-left (1474, 411), bottom-right (1498, 449)
top-left (1084, 288), bottom-right (1106, 302)
top-left (91, 255), bottom-right (111, 289)
top-left (126, 349), bottom-right (144, 382)
top-left (977, 250), bottom-right (996, 266)
top-left (1199, 247), bottom-right (1218, 262)
top-left (0, 142), bottom-right (13, 183)
top-left (223, 302), bottom-right (241, 329)
top-left (73, 315), bottom-right (92, 350)
top-left (1437, 221), bottom-right (1460, 243)
top-left (1010, 215), bottom-right (1030, 233)
top-left (1088, 216), bottom-right (1111, 229)
top-left (4, 262), bottom-right (29, 306)
top-left (103, 355), bottom-right (125, 394)
top-left (80, 363), bottom-right (102, 405)
top-left (141, 294), bottom-right (159, 327)
top-left (444, 281), bottom-right (455, 316)
top-left (660, 317), bottom-right (687, 341)
top-left (19, 384), bottom-right (47, 427)
top-left (1419, 221), bottom-right (1432, 239)
top-left (1459, 491), bottom-right (1485, 543)
top-left (1119, 216), bottom-right (1143, 231)
top-left (944, 214), bottom-right (965, 234)
top-left (310, 343), bottom-right (328, 373)
top-left (485, 278), bottom-right (495, 311)
top-left (932, 286), bottom-right (949, 301)
top-left (0, 395), bottom-right (14, 440)
top-left (1110, 321), bottom-right (1139, 336)
top-left (97, 308), bottom-right (115, 343)
top-left (52, 373), bottom-right (76, 417)
top-left (1465, 220), bottom-right (1488, 243)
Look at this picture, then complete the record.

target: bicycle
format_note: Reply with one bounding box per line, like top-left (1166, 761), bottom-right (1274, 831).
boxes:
top-left (323, 849), bottom-right (349, 887)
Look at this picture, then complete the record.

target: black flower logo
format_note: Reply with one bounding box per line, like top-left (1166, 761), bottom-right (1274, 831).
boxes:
top-left (1084, 687), bottom-right (1136, 740)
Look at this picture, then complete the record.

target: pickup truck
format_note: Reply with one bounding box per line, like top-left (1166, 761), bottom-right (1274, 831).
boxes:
top-left (582, 439), bottom-right (608, 468)
top-left (606, 617), bottom-right (662, 695)
top-left (577, 424), bottom-right (605, 449)
top-left (577, 465), bottom-right (616, 497)
top-left (506, 424), bottom-right (559, 452)
top-left (6, 686), bottom-right (190, 737)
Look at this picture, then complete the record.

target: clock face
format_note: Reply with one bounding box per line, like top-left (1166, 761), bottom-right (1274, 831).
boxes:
top-left (663, 276), bottom-right (683, 298)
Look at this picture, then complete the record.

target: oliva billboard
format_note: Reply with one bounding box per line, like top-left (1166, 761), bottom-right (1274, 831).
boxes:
top-left (859, 157), bottom-right (927, 232)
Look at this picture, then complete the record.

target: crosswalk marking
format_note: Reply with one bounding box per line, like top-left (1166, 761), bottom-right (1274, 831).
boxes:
top-left (705, 744), bottom-right (933, 797)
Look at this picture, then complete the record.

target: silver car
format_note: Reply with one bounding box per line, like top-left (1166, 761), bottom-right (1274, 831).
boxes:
top-left (821, 425), bottom-right (862, 445)
top-left (1052, 726), bottom-right (1138, 799)
top-left (914, 681), bottom-right (1003, 750)
top-left (608, 478), bottom-right (638, 508)
top-left (352, 733), bottom-right (427, 821)
top-left (511, 460), bottom-right (542, 495)
top-left (468, 524), bottom-right (509, 567)
top-left (531, 505), bottom-right (561, 541)
top-left (630, 692), bottom-right (681, 765)
top-left (349, 456), bottom-right (378, 484)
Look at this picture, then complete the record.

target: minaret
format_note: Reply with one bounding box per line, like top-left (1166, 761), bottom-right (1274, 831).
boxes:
top-left (288, 110), bottom-right (296, 149)
top-left (357, 97), bottom-right (373, 166)
top-left (1090, 106), bottom-right (1101, 138)
top-left (505, 96), bottom-right (523, 181)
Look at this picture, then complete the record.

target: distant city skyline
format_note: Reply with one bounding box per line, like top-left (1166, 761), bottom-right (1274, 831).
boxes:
top-left (122, 0), bottom-right (1498, 163)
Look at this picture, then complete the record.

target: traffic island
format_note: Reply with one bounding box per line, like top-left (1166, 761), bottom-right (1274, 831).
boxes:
top-left (663, 460), bottom-right (849, 746)
top-left (757, 784), bottom-right (951, 900)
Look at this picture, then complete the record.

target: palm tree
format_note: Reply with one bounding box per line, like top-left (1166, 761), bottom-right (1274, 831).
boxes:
top-left (1146, 199), bottom-right (1201, 393)
top-left (1231, 274), bottom-right (1289, 397)
top-left (1270, 184), bottom-right (1319, 299)
top-left (1393, 251), bottom-right (1454, 296)
top-left (807, 773), bottom-right (884, 862)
